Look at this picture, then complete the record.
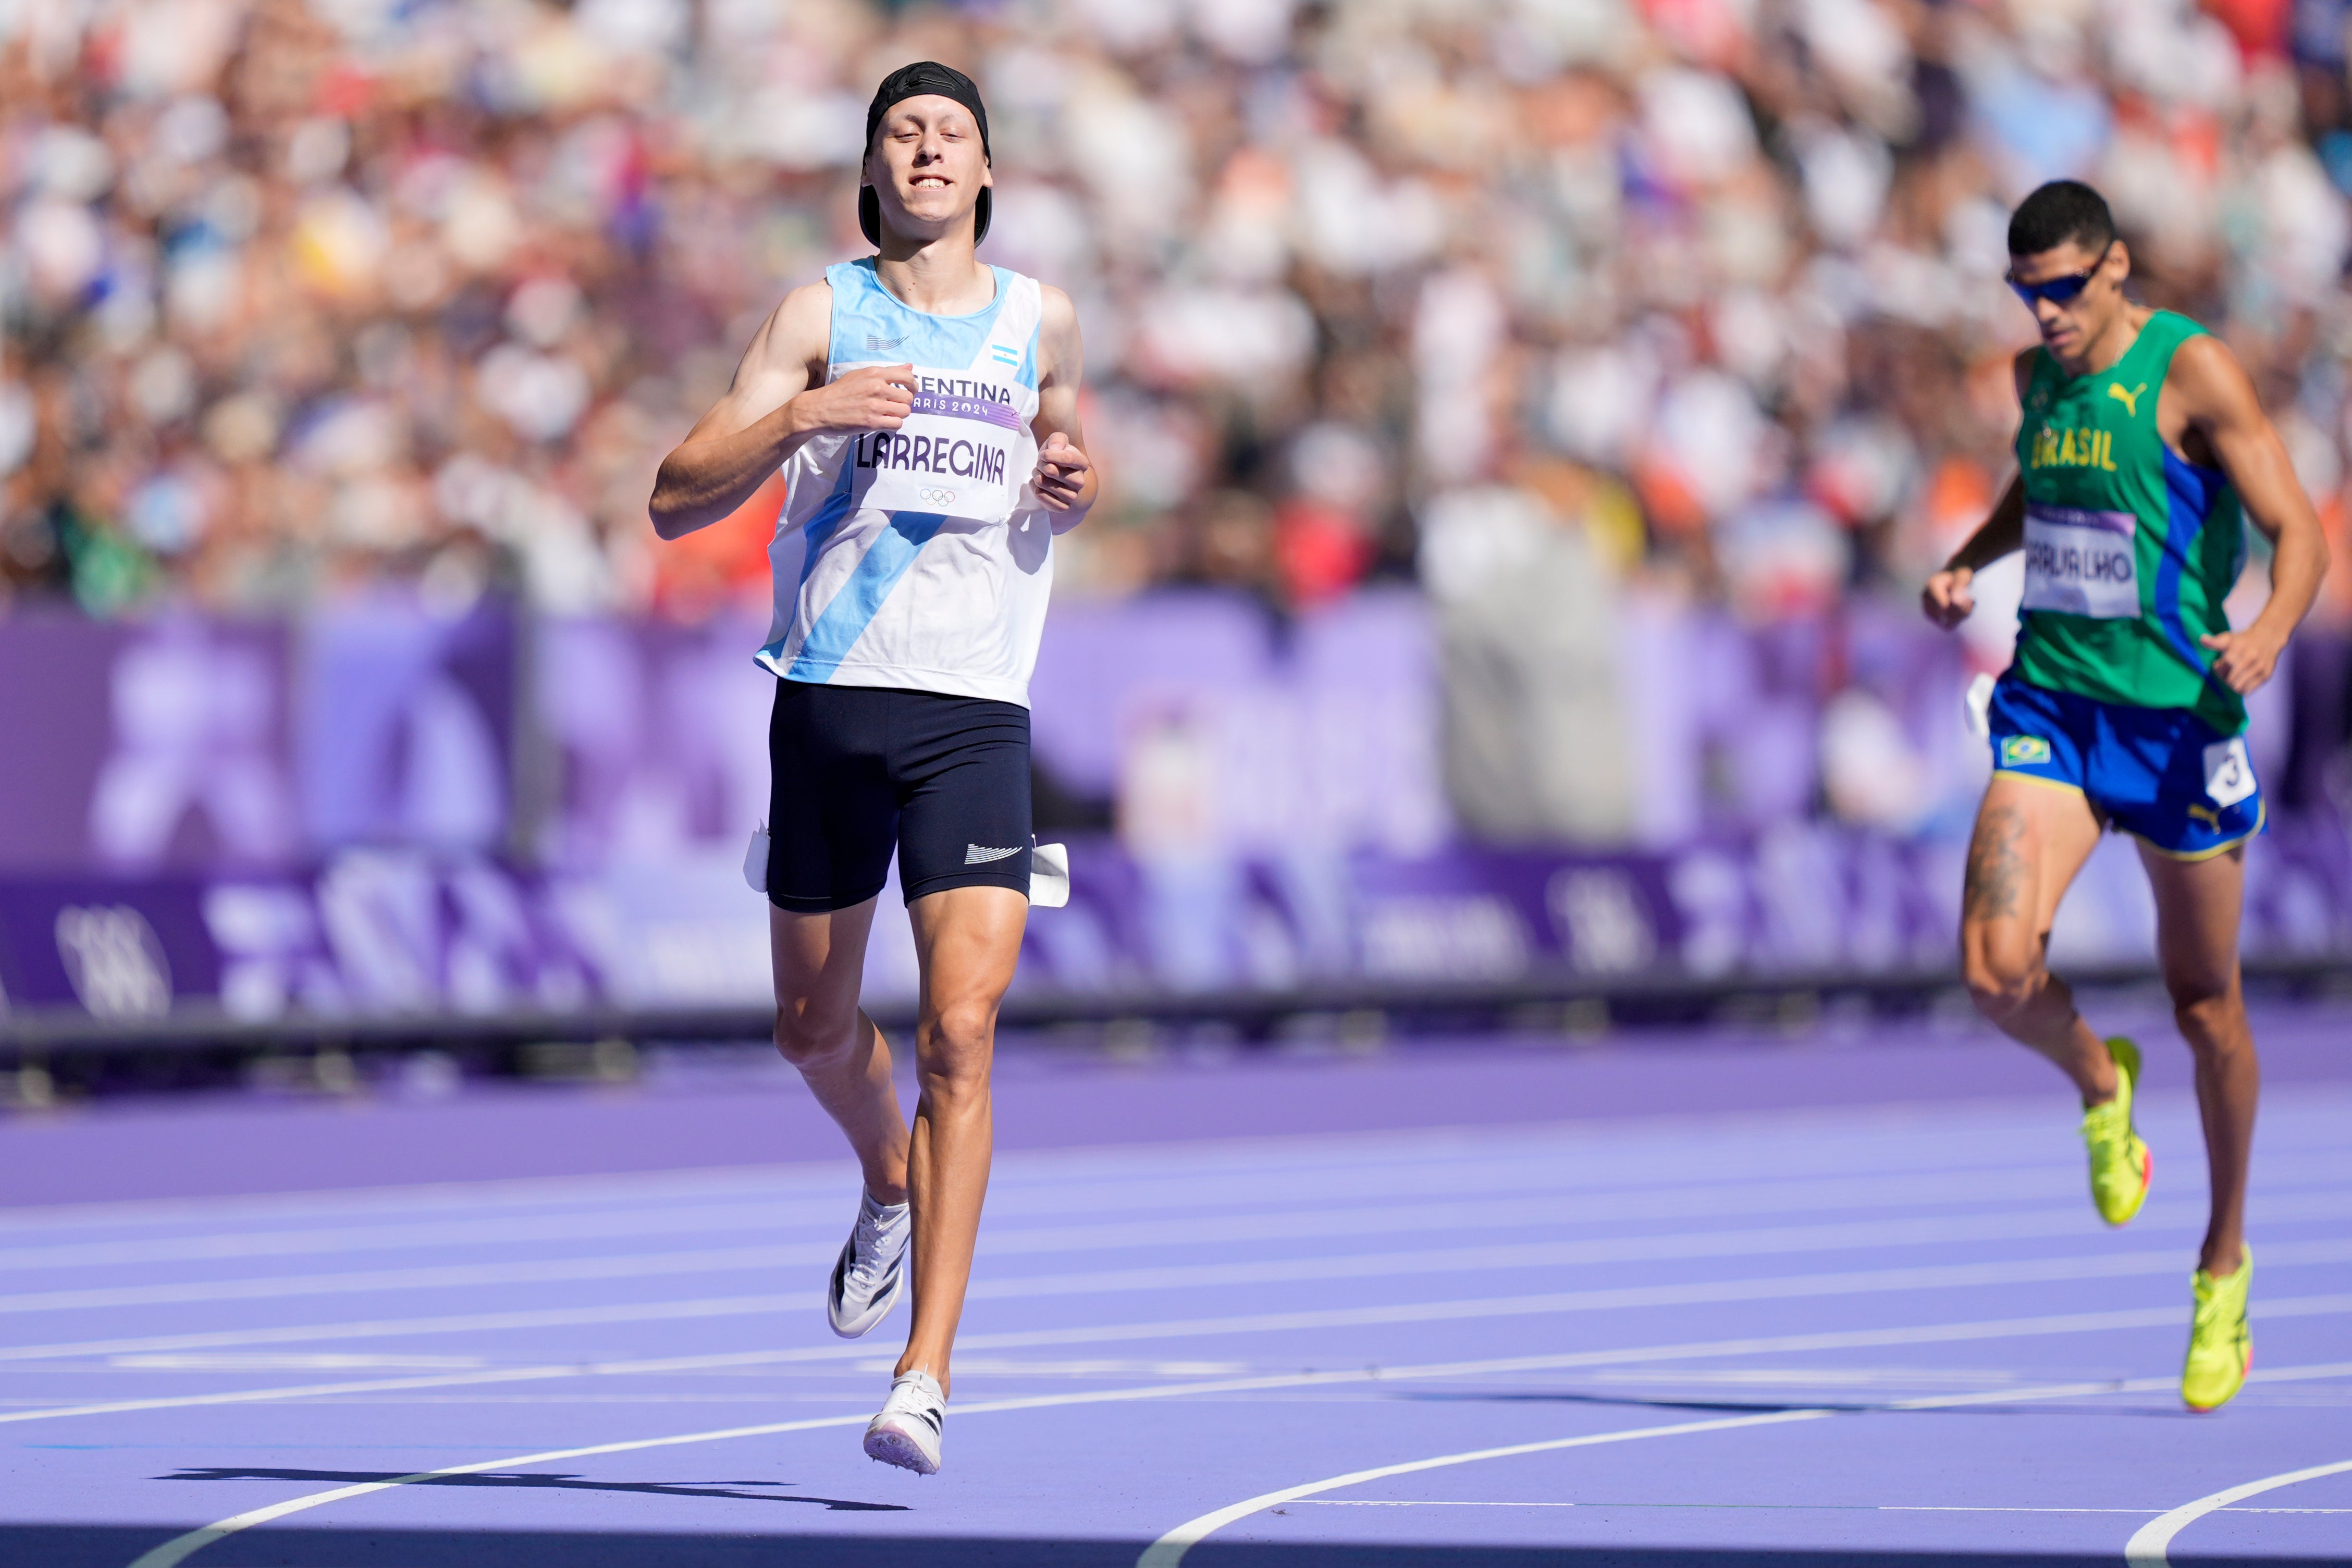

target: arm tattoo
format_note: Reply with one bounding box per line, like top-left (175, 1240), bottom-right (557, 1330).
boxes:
top-left (1965, 805), bottom-right (2029, 923)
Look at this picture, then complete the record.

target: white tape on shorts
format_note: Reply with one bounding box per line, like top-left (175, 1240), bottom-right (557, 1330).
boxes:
top-left (743, 824), bottom-right (770, 895)
top-left (1030, 841), bottom-right (1069, 908)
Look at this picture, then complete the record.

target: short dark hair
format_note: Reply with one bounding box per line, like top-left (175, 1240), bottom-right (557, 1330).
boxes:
top-left (2008, 180), bottom-right (2115, 258)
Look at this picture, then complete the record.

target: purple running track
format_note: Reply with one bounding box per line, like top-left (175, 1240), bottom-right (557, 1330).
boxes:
top-left (2, 1005), bottom-right (2349, 1566)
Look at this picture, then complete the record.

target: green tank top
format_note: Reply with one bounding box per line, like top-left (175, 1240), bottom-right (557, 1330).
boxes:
top-left (2010, 308), bottom-right (2247, 734)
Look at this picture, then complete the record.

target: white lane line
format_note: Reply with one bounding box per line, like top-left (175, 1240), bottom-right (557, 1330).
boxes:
top-left (17, 1281), bottom-right (2349, 1430)
top-left (947, 1141), bottom-right (2164, 1216)
top-left (2124, 1457), bottom-right (2352, 1565)
top-left (940, 1226), bottom-right (2352, 1313)
top-left (23, 1089), bottom-right (2326, 1247)
top-left (19, 1202), bottom-right (2351, 1320)
top-left (17, 1123), bottom-right (2349, 1293)
top-left (0, 1162), bottom-right (851, 1237)
top-left (0, 1243), bottom-right (820, 1316)
top-left (0, 1171), bottom-right (2090, 1275)
top-left (0, 1110), bottom-right (1984, 1237)
top-left (98, 1342), bottom-right (2082, 1568)
top-left (41, 1143), bottom-right (2316, 1273)
top-left (111, 1353), bottom-right (487, 1371)
top-left (15, 1225), bottom-right (2352, 1370)
top-left (120, 1411), bottom-right (878, 1568)
top-left (0, 1201), bottom-right (824, 1273)
top-left (0, 1140), bottom-right (2140, 1273)
top-left (0, 1159), bottom-right (2084, 1270)
top-left (1306, 1502), bottom-right (2352, 1515)
top-left (1137, 1366), bottom-right (2352, 1568)
top-left (20, 1088), bottom-right (2352, 1240)
top-left (17, 1151), bottom-right (2352, 1282)
top-left (0, 1365), bottom-right (588, 1426)
top-left (115, 1386), bottom-right (1838, 1567)
top-left (90, 1349), bottom-right (2352, 1566)
top-left (1135, 1411), bottom-right (1837, 1568)
top-left (0, 1294), bottom-right (801, 1365)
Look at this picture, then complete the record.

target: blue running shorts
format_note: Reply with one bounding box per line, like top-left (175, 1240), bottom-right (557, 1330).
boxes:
top-left (766, 680), bottom-right (1033, 912)
top-left (1985, 673), bottom-right (2264, 860)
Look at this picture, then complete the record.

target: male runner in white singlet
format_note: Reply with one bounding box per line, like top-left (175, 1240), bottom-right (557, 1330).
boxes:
top-left (648, 61), bottom-right (1096, 1475)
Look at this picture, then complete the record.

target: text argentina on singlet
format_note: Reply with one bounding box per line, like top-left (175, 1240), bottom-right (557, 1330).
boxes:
top-left (850, 373), bottom-right (1018, 485)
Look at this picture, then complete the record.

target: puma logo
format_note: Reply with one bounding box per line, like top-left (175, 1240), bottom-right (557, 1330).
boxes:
top-left (2108, 382), bottom-right (2147, 417)
top-left (2187, 802), bottom-right (2221, 830)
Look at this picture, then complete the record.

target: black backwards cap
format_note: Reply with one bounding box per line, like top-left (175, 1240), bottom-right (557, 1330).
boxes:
top-left (860, 60), bottom-right (992, 247)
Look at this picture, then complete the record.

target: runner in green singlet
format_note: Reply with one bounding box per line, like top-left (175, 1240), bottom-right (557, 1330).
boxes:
top-left (1923, 181), bottom-right (2330, 1411)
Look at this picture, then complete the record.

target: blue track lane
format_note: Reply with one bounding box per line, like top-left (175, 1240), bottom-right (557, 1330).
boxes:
top-left (2, 1015), bottom-right (2349, 1566)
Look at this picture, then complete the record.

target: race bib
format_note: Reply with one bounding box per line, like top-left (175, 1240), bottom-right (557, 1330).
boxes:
top-left (2202, 737), bottom-right (2256, 808)
top-left (849, 370), bottom-right (1024, 522)
top-left (2021, 504), bottom-right (2139, 619)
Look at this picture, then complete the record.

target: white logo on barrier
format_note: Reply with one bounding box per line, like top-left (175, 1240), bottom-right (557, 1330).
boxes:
top-left (54, 905), bottom-right (173, 1019)
top-left (1548, 868), bottom-right (1657, 975)
top-left (1360, 896), bottom-right (1530, 981)
top-left (2202, 737), bottom-right (2256, 808)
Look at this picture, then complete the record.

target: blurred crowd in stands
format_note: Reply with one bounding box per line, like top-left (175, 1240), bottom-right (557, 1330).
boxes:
top-left (5, 0), bottom-right (2352, 754)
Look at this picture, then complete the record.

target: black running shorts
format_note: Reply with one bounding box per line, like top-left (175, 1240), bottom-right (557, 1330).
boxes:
top-left (766, 680), bottom-right (1033, 913)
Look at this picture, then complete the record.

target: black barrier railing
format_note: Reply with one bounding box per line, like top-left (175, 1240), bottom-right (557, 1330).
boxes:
top-left (5, 955), bottom-right (2348, 1069)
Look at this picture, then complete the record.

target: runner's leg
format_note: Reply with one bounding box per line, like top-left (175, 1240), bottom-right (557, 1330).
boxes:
top-left (771, 899), bottom-right (910, 1204)
top-left (1960, 775), bottom-right (2117, 1103)
top-left (893, 884), bottom-right (1027, 1399)
top-left (2138, 842), bottom-right (2257, 1276)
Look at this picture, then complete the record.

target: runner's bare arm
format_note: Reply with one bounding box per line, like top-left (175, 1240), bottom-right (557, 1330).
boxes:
top-left (648, 282), bottom-right (916, 540)
top-left (1029, 285), bottom-right (1097, 530)
top-left (1922, 350), bottom-right (2040, 630)
top-left (2166, 335), bottom-right (2331, 694)
top-left (1922, 474), bottom-right (2027, 630)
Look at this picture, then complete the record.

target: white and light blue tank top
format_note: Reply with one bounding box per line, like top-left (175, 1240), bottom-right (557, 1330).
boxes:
top-left (757, 258), bottom-right (1050, 707)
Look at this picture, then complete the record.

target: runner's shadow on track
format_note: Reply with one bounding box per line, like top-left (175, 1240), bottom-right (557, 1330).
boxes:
top-left (1393, 1391), bottom-right (2192, 1420)
top-left (1392, 1392), bottom-right (1848, 1415)
top-left (155, 1468), bottom-right (908, 1511)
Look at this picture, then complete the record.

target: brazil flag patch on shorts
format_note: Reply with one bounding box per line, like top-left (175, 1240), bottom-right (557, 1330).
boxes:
top-left (2001, 735), bottom-right (2053, 767)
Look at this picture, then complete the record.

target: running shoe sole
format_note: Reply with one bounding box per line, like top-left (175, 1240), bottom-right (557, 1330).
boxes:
top-left (864, 1418), bottom-right (941, 1474)
top-left (2184, 1345), bottom-right (2251, 1413)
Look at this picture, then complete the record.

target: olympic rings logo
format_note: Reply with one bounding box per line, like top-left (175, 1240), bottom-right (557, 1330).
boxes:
top-left (918, 488), bottom-right (958, 508)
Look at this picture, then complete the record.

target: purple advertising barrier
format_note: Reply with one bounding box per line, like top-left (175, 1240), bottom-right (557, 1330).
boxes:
top-left (0, 824), bottom-right (2346, 1028)
top-left (0, 612), bottom-right (129, 872)
top-left (297, 596), bottom-right (519, 856)
top-left (0, 594), bottom-right (2346, 1033)
top-left (1026, 591), bottom-right (1279, 801)
top-left (0, 857), bottom-right (604, 1024)
top-left (0, 875), bottom-right (220, 1017)
top-left (0, 599), bottom-right (519, 878)
top-left (0, 611), bottom-right (298, 874)
top-left (534, 611), bottom-right (772, 872)
top-left (1033, 819), bottom-right (2350, 994)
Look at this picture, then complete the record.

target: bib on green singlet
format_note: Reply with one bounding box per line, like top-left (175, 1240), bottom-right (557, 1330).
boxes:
top-left (2010, 309), bottom-right (2249, 735)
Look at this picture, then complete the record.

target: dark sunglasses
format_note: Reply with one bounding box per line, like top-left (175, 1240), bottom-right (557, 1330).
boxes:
top-left (2006, 243), bottom-right (2112, 308)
